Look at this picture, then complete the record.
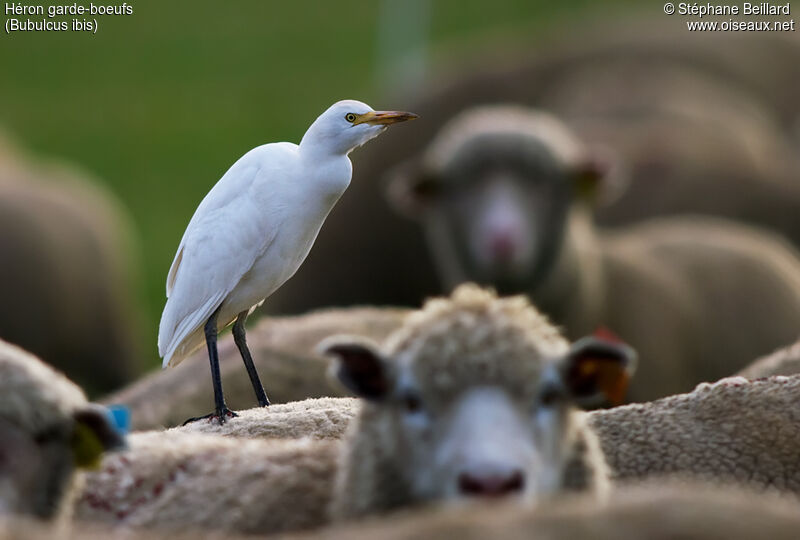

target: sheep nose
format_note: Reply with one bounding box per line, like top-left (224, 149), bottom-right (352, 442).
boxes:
top-left (487, 229), bottom-right (521, 262)
top-left (458, 470), bottom-right (525, 497)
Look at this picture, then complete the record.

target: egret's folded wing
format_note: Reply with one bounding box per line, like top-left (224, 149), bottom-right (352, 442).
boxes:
top-left (166, 244), bottom-right (184, 298)
top-left (159, 164), bottom-right (283, 365)
top-left (166, 160), bottom-right (265, 298)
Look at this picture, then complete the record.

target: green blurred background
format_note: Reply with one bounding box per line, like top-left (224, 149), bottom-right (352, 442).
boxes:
top-left (0, 0), bottom-right (637, 368)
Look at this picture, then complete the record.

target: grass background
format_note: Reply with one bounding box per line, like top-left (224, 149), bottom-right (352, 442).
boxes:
top-left (0, 0), bottom-right (638, 368)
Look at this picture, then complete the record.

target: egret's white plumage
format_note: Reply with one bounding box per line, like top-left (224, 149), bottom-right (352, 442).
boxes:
top-left (158, 100), bottom-right (416, 369)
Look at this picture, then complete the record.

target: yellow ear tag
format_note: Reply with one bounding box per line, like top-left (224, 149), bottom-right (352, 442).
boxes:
top-left (71, 420), bottom-right (105, 469)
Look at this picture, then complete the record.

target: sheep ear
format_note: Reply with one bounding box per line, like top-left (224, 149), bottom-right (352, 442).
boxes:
top-left (71, 404), bottom-right (126, 469)
top-left (384, 159), bottom-right (442, 219)
top-left (562, 335), bottom-right (637, 408)
top-left (573, 145), bottom-right (623, 204)
top-left (318, 337), bottom-right (392, 401)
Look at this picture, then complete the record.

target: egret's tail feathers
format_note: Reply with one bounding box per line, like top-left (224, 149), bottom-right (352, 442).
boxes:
top-left (158, 291), bottom-right (226, 369)
top-left (160, 327), bottom-right (205, 368)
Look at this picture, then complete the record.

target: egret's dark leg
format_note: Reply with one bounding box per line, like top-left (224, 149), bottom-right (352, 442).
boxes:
top-left (182, 307), bottom-right (238, 426)
top-left (233, 311), bottom-right (270, 407)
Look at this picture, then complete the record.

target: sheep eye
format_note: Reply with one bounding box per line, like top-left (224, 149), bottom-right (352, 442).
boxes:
top-left (345, 113), bottom-right (357, 123)
top-left (539, 383), bottom-right (563, 407)
top-left (403, 393), bottom-right (424, 414)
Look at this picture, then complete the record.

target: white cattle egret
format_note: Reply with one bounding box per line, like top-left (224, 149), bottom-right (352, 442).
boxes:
top-left (158, 100), bottom-right (417, 424)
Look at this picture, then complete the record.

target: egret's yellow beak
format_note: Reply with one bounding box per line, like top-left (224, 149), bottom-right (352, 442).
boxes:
top-left (355, 110), bottom-right (419, 126)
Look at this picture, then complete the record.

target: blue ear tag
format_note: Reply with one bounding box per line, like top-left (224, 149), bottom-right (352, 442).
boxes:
top-left (106, 405), bottom-right (131, 436)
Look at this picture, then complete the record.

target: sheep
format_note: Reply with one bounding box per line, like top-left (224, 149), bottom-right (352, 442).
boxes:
top-left (75, 288), bottom-right (800, 534)
top-left (78, 285), bottom-right (633, 532)
top-left (102, 306), bottom-right (408, 430)
top-left (591, 375), bottom-right (800, 491)
top-left (75, 431), bottom-right (340, 535)
top-left (173, 371), bottom-right (800, 498)
top-left (321, 284), bottom-right (635, 520)
top-left (75, 373), bottom-right (800, 535)
top-left (142, 372), bottom-right (800, 497)
top-left (0, 339), bottom-right (124, 522)
top-left (384, 105), bottom-right (800, 401)
top-left (738, 339), bottom-right (800, 380)
top-left (229, 374), bottom-right (800, 495)
top-left (0, 131), bottom-right (145, 396)
top-left (282, 482), bottom-right (800, 540)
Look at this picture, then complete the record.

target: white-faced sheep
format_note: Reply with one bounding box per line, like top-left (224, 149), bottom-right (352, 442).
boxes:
top-left (321, 284), bottom-right (635, 519)
top-left (0, 339), bottom-right (124, 522)
top-left (386, 106), bottom-right (800, 401)
top-left (102, 307), bottom-right (407, 430)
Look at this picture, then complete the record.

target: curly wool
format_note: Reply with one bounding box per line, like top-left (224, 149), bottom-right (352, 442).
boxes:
top-left (175, 397), bottom-right (360, 440)
top-left (76, 431), bottom-right (340, 535)
top-left (591, 375), bottom-right (800, 492)
top-left (385, 284), bottom-right (568, 403)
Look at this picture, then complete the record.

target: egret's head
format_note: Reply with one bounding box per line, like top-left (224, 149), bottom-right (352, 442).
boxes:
top-left (302, 100), bottom-right (418, 156)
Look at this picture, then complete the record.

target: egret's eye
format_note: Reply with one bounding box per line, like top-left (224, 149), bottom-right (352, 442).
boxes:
top-left (345, 113), bottom-right (358, 123)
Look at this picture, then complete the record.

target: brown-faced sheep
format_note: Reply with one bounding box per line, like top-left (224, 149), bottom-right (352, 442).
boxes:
top-left (385, 106), bottom-right (800, 401)
top-left (0, 132), bottom-right (144, 396)
top-left (76, 432), bottom-right (339, 535)
top-left (738, 339), bottom-right (800, 380)
top-left (321, 284), bottom-right (635, 520)
top-left (102, 307), bottom-right (408, 430)
top-left (0, 339), bottom-right (124, 522)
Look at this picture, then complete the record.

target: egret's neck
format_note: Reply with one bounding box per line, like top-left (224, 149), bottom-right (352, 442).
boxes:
top-left (298, 134), bottom-right (353, 178)
top-left (298, 131), bottom-right (353, 199)
top-left (300, 121), bottom-right (351, 159)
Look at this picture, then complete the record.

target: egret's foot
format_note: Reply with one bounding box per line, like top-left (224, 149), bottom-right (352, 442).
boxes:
top-left (257, 397), bottom-right (270, 408)
top-left (182, 408), bottom-right (239, 426)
